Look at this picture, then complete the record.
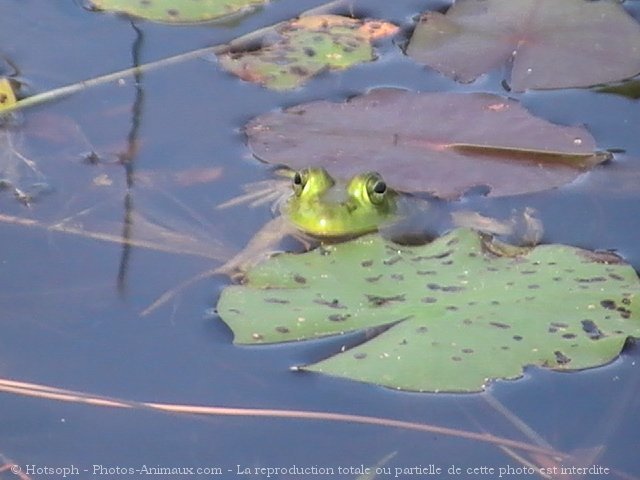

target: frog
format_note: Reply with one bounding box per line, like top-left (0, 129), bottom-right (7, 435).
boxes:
top-left (284, 167), bottom-right (397, 238)
top-left (141, 166), bottom-right (542, 314)
top-left (216, 167), bottom-right (543, 275)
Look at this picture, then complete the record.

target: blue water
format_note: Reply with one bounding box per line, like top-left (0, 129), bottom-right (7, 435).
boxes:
top-left (1, 0), bottom-right (639, 477)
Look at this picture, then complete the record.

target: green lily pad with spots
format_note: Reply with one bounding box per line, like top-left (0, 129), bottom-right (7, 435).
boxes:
top-left (218, 15), bottom-right (399, 90)
top-left (217, 228), bottom-right (640, 392)
top-left (88, 0), bottom-right (267, 24)
top-left (406, 0), bottom-right (640, 91)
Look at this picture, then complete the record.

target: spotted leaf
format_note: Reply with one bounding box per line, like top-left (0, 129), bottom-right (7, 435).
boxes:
top-left (88, 0), bottom-right (267, 23)
top-left (217, 228), bottom-right (640, 392)
top-left (218, 15), bottom-right (399, 90)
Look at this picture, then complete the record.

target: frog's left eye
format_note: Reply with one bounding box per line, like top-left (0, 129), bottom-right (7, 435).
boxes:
top-left (366, 173), bottom-right (387, 205)
top-left (292, 169), bottom-right (308, 196)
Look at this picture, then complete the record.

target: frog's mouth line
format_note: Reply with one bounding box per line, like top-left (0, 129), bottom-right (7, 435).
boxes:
top-left (293, 199), bottom-right (390, 237)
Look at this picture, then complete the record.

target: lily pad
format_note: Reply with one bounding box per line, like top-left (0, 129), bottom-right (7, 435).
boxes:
top-left (217, 229), bottom-right (640, 392)
top-left (218, 15), bottom-right (399, 90)
top-left (596, 79), bottom-right (640, 100)
top-left (88, 0), bottom-right (267, 24)
top-left (245, 89), bottom-right (609, 198)
top-left (0, 77), bottom-right (17, 112)
top-left (406, 0), bottom-right (640, 91)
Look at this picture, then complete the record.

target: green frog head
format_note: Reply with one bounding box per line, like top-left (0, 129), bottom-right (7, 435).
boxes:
top-left (282, 167), bottom-right (398, 237)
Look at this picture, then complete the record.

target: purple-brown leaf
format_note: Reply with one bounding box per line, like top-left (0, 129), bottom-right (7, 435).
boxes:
top-left (406, 0), bottom-right (640, 91)
top-left (245, 89), bottom-right (609, 198)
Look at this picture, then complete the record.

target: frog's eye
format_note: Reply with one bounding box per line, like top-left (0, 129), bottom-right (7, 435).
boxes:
top-left (373, 180), bottom-right (387, 195)
top-left (292, 169), bottom-right (308, 196)
top-left (366, 173), bottom-right (387, 204)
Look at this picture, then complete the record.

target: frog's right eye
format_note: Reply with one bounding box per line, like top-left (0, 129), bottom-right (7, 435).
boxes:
top-left (292, 169), bottom-right (308, 196)
top-left (365, 172), bottom-right (388, 205)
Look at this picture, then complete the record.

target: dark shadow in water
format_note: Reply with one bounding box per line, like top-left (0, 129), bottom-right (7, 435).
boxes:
top-left (117, 21), bottom-right (146, 294)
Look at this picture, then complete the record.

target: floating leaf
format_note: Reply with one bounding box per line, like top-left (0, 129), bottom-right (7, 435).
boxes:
top-left (217, 229), bottom-right (640, 392)
top-left (245, 89), bottom-right (609, 198)
top-left (596, 79), bottom-right (640, 100)
top-left (406, 0), bottom-right (640, 91)
top-left (219, 15), bottom-right (399, 90)
top-left (0, 77), bottom-right (17, 112)
top-left (88, 0), bottom-right (267, 24)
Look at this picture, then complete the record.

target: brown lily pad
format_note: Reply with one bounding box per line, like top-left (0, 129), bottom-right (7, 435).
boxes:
top-left (245, 89), bottom-right (610, 198)
top-left (406, 0), bottom-right (640, 91)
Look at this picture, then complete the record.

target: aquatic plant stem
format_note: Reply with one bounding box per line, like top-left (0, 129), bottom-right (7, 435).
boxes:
top-left (4, 46), bottom-right (219, 113)
top-left (0, 377), bottom-right (567, 461)
top-left (0, 213), bottom-right (229, 260)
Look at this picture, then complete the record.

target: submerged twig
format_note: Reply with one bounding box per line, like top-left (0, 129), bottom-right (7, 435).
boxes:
top-left (0, 452), bottom-right (31, 480)
top-left (0, 213), bottom-right (229, 260)
top-left (141, 216), bottom-right (292, 315)
top-left (0, 377), bottom-right (567, 460)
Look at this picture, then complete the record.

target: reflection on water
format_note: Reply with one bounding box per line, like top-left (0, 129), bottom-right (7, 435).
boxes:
top-left (0, 0), bottom-right (639, 477)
